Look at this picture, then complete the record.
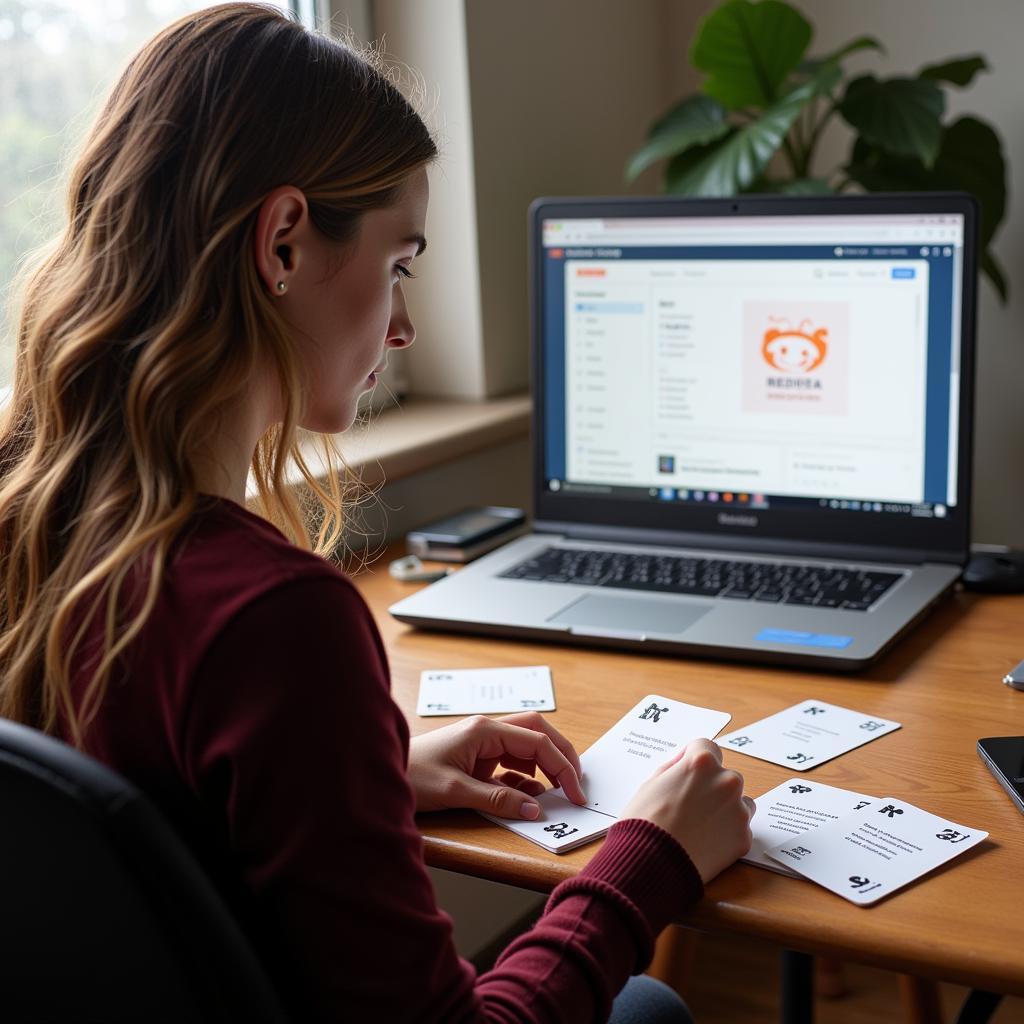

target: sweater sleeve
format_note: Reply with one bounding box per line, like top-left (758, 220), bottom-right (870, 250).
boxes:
top-left (181, 573), bottom-right (703, 1023)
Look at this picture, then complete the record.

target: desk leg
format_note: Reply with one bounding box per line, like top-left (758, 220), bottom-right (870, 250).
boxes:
top-left (954, 990), bottom-right (1003, 1024)
top-left (899, 974), bottom-right (943, 1024)
top-left (780, 949), bottom-right (814, 1024)
top-left (815, 957), bottom-right (847, 998)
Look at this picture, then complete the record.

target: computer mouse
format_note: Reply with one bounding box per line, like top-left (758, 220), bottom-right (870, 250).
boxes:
top-left (962, 547), bottom-right (1024, 593)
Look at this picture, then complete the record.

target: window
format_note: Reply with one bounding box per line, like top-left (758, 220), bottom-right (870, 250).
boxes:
top-left (0, 0), bottom-right (298, 389)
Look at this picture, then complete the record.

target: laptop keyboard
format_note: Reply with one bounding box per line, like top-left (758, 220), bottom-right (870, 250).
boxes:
top-left (499, 547), bottom-right (901, 611)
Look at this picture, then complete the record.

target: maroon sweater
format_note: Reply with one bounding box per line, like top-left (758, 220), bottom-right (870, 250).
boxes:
top-left (65, 497), bottom-right (703, 1022)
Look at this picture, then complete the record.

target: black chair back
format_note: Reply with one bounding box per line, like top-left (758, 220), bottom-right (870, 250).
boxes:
top-left (0, 717), bottom-right (290, 1023)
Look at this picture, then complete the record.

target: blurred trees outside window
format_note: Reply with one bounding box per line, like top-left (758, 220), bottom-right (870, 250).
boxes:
top-left (0, 0), bottom-right (291, 388)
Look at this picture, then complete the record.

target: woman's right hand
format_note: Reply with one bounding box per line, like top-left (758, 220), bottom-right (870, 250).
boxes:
top-left (621, 738), bottom-right (755, 884)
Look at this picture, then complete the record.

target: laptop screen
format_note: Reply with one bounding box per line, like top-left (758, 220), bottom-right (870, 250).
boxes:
top-left (533, 197), bottom-right (975, 558)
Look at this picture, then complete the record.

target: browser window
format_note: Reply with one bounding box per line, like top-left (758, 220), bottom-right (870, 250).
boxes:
top-left (542, 214), bottom-right (964, 520)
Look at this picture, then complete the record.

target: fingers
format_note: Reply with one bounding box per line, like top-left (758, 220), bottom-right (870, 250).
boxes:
top-left (655, 738), bottom-right (723, 779)
top-left (653, 747), bottom-right (686, 777)
top-left (496, 754), bottom-right (538, 777)
top-left (687, 737), bottom-right (724, 764)
top-left (494, 770), bottom-right (546, 797)
top-left (497, 712), bottom-right (583, 778)
top-left (469, 717), bottom-right (586, 805)
top-left (743, 795), bottom-right (756, 820)
top-left (456, 775), bottom-right (543, 820)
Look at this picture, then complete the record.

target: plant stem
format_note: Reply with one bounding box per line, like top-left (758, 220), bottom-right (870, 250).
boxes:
top-left (781, 135), bottom-right (803, 179)
top-left (801, 97), bottom-right (818, 176)
top-left (804, 98), bottom-right (839, 173)
top-left (791, 108), bottom-right (807, 174)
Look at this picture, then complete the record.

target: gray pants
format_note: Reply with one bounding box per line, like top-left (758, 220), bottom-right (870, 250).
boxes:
top-left (609, 975), bottom-right (694, 1024)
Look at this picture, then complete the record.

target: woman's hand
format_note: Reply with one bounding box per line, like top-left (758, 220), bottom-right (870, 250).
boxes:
top-left (622, 737), bottom-right (755, 884)
top-left (407, 712), bottom-right (586, 820)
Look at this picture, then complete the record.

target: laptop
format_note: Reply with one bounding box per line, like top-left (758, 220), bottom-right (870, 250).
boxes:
top-left (391, 193), bottom-right (978, 671)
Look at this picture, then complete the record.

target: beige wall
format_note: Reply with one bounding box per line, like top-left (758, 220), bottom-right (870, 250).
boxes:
top-left (366, 0), bottom-right (682, 400)
top-left (371, 0), bottom-right (489, 399)
top-left (463, 0), bottom-right (678, 396)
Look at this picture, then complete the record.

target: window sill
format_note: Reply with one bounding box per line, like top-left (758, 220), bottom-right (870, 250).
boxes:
top-left (295, 393), bottom-right (532, 490)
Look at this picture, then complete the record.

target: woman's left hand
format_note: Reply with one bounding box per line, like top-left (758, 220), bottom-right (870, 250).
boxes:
top-left (407, 712), bottom-right (586, 820)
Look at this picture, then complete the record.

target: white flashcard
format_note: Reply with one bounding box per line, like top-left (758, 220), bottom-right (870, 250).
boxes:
top-left (480, 789), bottom-right (614, 854)
top-left (416, 665), bottom-right (555, 716)
top-left (765, 797), bottom-right (987, 905)
top-left (578, 695), bottom-right (732, 818)
top-left (481, 694), bottom-right (731, 854)
top-left (744, 779), bottom-right (877, 877)
top-left (717, 699), bottom-right (900, 771)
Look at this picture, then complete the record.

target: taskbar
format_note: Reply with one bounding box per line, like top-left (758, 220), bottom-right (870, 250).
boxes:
top-left (545, 479), bottom-right (950, 519)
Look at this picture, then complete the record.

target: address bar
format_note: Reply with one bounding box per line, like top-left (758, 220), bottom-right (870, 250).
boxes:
top-left (548, 227), bottom-right (962, 243)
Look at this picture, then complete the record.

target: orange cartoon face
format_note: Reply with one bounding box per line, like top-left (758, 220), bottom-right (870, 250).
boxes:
top-left (762, 320), bottom-right (828, 373)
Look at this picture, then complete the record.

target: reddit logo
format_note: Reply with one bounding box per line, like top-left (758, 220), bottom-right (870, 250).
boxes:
top-left (761, 319), bottom-right (828, 373)
top-left (743, 302), bottom-right (847, 415)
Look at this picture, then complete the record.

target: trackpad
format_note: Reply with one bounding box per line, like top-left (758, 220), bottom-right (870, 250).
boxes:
top-left (548, 594), bottom-right (712, 636)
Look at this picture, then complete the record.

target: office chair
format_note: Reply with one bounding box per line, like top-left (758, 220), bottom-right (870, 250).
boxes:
top-left (0, 716), bottom-right (290, 1023)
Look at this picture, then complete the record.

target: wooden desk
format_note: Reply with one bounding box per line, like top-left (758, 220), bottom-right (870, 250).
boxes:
top-left (353, 549), bottom-right (1024, 996)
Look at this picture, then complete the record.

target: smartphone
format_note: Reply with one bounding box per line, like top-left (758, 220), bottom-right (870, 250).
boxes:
top-left (406, 506), bottom-right (527, 562)
top-left (977, 736), bottom-right (1024, 815)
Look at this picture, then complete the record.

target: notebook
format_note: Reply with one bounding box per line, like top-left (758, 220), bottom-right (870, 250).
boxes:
top-left (391, 193), bottom-right (977, 670)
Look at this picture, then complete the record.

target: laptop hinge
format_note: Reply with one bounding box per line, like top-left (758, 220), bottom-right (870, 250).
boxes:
top-left (531, 519), bottom-right (965, 567)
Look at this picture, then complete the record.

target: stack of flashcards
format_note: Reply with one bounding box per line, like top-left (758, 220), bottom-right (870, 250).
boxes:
top-left (746, 779), bottom-right (987, 904)
top-left (481, 695), bottom-right (731, 853)
top-left (724, 700), bottom-right (987, 902)
top-left (416, 665), bottom-right (556, 717)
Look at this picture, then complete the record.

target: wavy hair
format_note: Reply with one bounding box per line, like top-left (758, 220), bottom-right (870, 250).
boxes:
top-left (0, 3), bottom-right (436, 744)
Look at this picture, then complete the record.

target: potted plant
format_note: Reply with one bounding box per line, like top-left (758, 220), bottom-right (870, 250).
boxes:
top-left (626, 0), bottom-right (1008, 300)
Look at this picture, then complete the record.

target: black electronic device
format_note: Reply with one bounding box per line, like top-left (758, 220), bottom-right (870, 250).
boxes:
top-left (962, 544), bottom-right (1024, 593)
top-left (406, 506), bottom-right (527, 562)
top-left (977, 736), bottom-right (1024, 815)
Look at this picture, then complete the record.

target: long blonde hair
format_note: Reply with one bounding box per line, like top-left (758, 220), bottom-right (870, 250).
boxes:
top-left (0, 3), bottom-right (436, 744)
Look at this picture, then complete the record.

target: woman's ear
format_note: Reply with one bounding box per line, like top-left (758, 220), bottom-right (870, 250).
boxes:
top-left (253, 186), bottom-right (308, 296)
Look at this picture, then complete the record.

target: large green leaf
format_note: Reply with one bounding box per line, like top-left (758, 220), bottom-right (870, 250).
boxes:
top-left (918, 55), bottom-right (988, 88)
top-left (845, 116), bottom-right (1008, 300)
top-left (928, 118), bottom-right (1006, 247)
top-left (839, 75), bottom-right (946, 166)
top-left (794, 35), bottom-right (884, 86)
top-left (811, 35), bottom-right (884, 66)
top-left (797, 59), bottom-right (842, 99)
top-left (625, 95), bottom-right (730, 183)
top-left (665, 80), bottom-right (815, 196)
top-left (846, 116), bottom-right (1006, 247)
top-left (691, 0), bottom-right (812, 109)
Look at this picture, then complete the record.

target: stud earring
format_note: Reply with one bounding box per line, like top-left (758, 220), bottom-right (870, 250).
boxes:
top-left (276, 281), bottom-right (287, 293)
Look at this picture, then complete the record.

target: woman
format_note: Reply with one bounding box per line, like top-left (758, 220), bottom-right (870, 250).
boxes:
top-left (0, 5), bottom-right (754, 1021)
